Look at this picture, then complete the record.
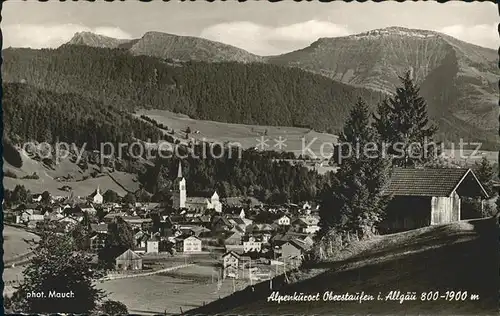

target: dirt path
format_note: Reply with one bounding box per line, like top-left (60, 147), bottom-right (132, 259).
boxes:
top-left (99, 263), bottom-right (194, 281)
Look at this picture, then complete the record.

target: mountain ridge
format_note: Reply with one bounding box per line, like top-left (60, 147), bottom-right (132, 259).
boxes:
top-left (266, 26), bottom-right (498, 136)
top-left (4, 26), bottom-right (498, 149)
top-left (66, 30), bottom-right (263, 63)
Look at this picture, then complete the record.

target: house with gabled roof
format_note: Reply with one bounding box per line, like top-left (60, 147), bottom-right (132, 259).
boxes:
top-left (175, 235), bottom-right (202, 253)
top-left (212, 215), bottom-right (234, 232)
top-left (224, 231), bottom-right (243, 245)
top-left (292, 216), bottom-right (320, 234)
top-left (90, 232), bottom-right (108, 253)
top-left (222, 251), bottom-right (240, 279)
top-left (115, 249), bottom-right (142, 271)
top-left (90, 223), bottom-right (109, 234)
top-left (280, 238), bottom-right (311, 267)
top-left (381, 167), bottom-right (489, 233)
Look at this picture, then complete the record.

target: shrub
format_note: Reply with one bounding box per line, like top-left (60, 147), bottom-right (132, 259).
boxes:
top-left (21, 172), bottom-right (39, 180)
top-left (4, 169), bottom-right (18, 178)
top-left (100, 300), bottom-right (128, 315)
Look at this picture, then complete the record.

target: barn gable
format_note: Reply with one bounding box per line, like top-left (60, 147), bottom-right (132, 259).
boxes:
top-left (381, 167), bottom-right (489, 233)
top-left (385, 168), bottom-right (488, 198)
top-left (116, 249), bottom-right (141, 261)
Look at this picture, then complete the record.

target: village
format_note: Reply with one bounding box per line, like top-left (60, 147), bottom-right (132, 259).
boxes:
top-left (5, 158), bottom-right (493, 276)
top-left (3, 162), bottom-right (322, 291)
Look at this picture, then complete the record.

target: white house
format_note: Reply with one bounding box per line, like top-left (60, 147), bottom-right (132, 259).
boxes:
top-left (175, 235), bottom-right (202, 253)
top-left (243, 236), bottom-right (262, 253)
top-left (146, 239), bottom-right (160, 254)
top-left (208, 191), bottom-right (222, 213)
top-left (222, 251), bottom-right (240, 279)
top-left (276, 215), bottom-right (291, 226)
top-left (293, 216), bottom-right (320, 234)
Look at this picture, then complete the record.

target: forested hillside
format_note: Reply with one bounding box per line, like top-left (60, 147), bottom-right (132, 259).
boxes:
top-left (3, 83), bottom-right (164, 149)
top-left (2, 81), bottom-right (334, 202)
top-left (2, 45), bottom-right (384, 133)
top-left (140, 149), bottom-right (333, 204)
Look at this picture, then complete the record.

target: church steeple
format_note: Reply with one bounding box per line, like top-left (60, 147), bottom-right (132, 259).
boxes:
top-left (177, 162), bottom-right (183, 179)
top-left (173, 161), bottom-right (186, 209)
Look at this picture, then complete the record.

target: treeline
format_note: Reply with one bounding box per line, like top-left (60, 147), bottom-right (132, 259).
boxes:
top-left (139, 115), bottom-right (170, 132)
top-left (140, 147), bottom-right (333, 204)
top-left (3, 83), bottom-right (165, 150)
top-left (3, 46), bottom-right (384, 132)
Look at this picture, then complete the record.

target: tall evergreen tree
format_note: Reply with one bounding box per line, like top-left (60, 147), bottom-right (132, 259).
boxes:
top-left (374, 71), bottom-right (438, 167)
top-left (474, 156), bottom-right (495, 198)
top-left (320, 98), bottom-right (391, 238)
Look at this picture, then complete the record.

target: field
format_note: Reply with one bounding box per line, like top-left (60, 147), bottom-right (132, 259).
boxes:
top-left (3, 225), bottom-right (40, 294)
top-left (3, 149), bottom-right (140, 196)
top-left (135, 109), bottom-right (339, 158)
top-left (3, 225), bottom-right (39, 263)
top-left (193, 218), bottom-right (500, 315)
top-left (443, 149), bottom-right (497, 166)
top-left (96, 263), bottom-right (252, 315)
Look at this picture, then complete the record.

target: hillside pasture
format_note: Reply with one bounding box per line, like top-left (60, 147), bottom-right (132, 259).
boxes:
top-left (3, 225), bottom-right (39, 263)
top-left (135, 109), bottom-right (339, 158)
top-left (3, 150), bottom-right (139, 196)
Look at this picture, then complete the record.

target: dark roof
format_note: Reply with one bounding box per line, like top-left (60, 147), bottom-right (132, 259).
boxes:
top-left (213, 215), bottom-right (233, 227)
top-left (222, 251), bottom-right (241, 259)
top-left (223, 196), bottom-right (262, 207)
top-left (90, 223), bottom-right (108, 232)
top-left (186, 197), bottom-right (209, 205)
top-left (384, 168), bottom-right (485, 197)
top-left (175, 234), bottom-right (200, 242)
top-left (286, 238), bottom-right (310, 252)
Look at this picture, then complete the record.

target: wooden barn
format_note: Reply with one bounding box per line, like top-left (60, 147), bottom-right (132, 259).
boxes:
top-left (115, 249), bottom-right (143, 271)
top-left (381, 168), bottom-right (489, 233)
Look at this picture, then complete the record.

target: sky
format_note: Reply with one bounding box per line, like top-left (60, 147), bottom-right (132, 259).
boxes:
top-left (2, 0), bottom-right (498, 56)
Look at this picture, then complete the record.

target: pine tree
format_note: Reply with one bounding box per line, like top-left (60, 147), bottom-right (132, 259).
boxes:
top-left (10, 232), bottom-right (106, 313)
top-left (374, 71), bottom-right (438, 167)
top-left (320, 98), bottom-right (391, 238)
top-left (474, 156), bottom-right (495, 197)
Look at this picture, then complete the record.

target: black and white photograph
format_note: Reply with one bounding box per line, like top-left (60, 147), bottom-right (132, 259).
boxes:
top-left (1, 0), bottom-right (499, 315)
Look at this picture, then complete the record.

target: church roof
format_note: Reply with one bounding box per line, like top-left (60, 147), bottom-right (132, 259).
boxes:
top-left (186, 197), bottom-right (209, 205)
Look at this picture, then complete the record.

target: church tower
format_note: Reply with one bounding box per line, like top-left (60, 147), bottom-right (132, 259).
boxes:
top-left (172, 162), bottom-right (186, 209)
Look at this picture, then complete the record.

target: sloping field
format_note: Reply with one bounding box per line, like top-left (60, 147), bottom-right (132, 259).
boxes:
top-left (4, 173), bottom-right (137, 197)
top-left (4, 150), bottom-right (140, 196)
top-left (135, 109), bottom-right (338, 158)
top-left (189, 218), bottom-right (500, 315)
top-left (3, 225), bottom-right (39, 263)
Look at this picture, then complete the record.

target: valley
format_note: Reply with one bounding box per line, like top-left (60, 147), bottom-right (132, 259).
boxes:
top-left (2, 14), bottom-right (498, 316)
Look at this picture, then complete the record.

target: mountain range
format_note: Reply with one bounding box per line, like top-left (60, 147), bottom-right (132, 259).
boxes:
top-left (3, 26), bottom-right (498, 149)
top-left (66, 31), bottom-right (263, 63)
top-left (63, 27), bottom-right (500, 143)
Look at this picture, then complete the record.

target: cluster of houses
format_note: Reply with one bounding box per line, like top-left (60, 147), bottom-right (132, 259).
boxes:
top-left (4, 165), bottom-right (490, 274)
top-left (4, 164), bottom-right (322, 273)
top-left (4, 186), bottom-right (105, 230)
